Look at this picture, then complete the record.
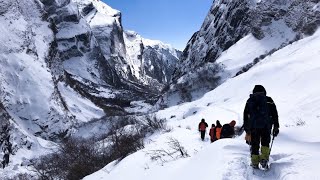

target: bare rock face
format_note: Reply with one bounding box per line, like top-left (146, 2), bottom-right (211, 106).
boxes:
top-left (124, 30), bottom-right (180, 90)
top-left (159, 0), bottom-right (320, 107)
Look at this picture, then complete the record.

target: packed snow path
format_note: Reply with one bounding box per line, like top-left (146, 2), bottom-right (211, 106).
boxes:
top-left (85, 122), bottom-right (320, 180)
top-left (171, 133), bottom-right (320, 180)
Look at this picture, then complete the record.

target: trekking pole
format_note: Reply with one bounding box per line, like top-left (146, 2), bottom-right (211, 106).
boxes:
top-left (269, 135), bottom-right (275, 156)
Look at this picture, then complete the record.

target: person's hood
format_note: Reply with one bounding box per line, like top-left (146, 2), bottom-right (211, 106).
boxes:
top-left (253, 85), bottom-right (266, 95)
top-left (229, 120), bottom-right (236, 127)
top-left (216, 120), bottom-right (222, 127)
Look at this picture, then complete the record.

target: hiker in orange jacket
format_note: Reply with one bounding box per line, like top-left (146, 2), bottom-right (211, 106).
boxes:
top-left (209, 124), bottom-right (216, 143)
top-left (215, 120), bottom-right (222, 140)
top-left (198, 119), bottom-right (208, 141)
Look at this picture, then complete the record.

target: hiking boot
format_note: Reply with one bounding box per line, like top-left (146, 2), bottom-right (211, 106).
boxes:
top-left (260, 159), bottom-right (268, 169)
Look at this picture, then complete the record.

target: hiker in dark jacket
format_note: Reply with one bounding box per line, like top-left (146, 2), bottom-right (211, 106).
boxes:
top-left (209, 124), bottom-right (216, 142)
top-left (221, 120), bottom-right (236, 138)
top-left (198, 119), bottom-right (208, 141)
top-left (243, 85), bottom-right (279, 169)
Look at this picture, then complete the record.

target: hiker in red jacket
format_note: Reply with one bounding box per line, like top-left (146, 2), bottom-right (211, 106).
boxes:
top-left (198, 119), bottom-right (208, 141)
top-left (209, 124), bottom-right (216, 143)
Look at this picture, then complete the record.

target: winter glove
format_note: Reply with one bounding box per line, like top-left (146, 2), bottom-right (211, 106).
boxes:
top-left (273, 127), bottom-right (279, 137)
top-left (245, 133), bottom-right (251, 145)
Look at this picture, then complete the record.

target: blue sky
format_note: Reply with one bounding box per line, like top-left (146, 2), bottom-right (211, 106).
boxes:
top-left (102, 0), bottom-right (213, 50)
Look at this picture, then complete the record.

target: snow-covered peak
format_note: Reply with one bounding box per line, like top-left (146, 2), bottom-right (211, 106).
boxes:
top-left (74, 0), bottom-right (120, 17)
top-left (123, 30), bottom-right (180, 88)
top-left (73, 0), bottom-right (121, 28)
top-left (92, 0), bottom-right (120, 17)
top-left (125, 30), bottom-right (179, 58)
top-left (74, 0), bottom-right (180, 89)
top-left (143, 38), bottom-right (178, 56)
top-left (142, 38), bottom-right (171, 50)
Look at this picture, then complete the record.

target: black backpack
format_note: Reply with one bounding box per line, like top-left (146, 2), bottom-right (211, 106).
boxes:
top-left (221, 124), bottom-right (234, 138)
top-left (248, 93), bottom-right (271, 129)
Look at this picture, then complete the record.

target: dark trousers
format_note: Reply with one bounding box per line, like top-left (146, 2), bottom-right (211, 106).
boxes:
top-left (251, 128), bottom-right (271, 155)
top-left (200, 130), bottom-right (205, 140)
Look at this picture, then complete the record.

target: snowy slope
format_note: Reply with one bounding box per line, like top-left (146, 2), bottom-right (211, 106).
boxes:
top-left (217, 19), bottom-right (296, 76)
top-left (85, 29), bottom-right (320, 180)
top-left (161, 0), bottom-right (320, 106)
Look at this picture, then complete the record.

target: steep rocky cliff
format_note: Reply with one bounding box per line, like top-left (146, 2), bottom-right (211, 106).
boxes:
top-left (160, 0), bottom-right (320, 106)
top-left (0, 0), bottom-right (179, 171)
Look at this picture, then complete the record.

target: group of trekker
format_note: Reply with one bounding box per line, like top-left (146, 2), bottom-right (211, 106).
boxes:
top-left (198, 119), bottom-right (236, 142)
top-left (198, 85), bottom-right (280, 169)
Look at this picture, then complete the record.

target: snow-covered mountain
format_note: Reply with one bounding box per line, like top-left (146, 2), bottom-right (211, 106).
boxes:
top-left (75, 0), bottom-right (180, 89)
top-left (160, 0), bottom-right (320, 106)
top-left (0, 0), bottom-right (179, 174)
top-left (82, 0), bottom-right (320, 179)
top-left (1, 0), bottom-right (319, 178)
top-left (84, 23), bottom-right (320, 180)
top-left (124, 30), bottom-right (180, 88)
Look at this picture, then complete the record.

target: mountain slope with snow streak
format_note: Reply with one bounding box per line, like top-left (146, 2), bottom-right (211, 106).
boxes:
top-left (85, 29), bottom-right (320, 180)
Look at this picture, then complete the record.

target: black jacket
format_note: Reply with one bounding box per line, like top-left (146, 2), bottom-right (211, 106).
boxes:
top-left (221, 124), bottom-right (235, 138)
top-left (243, 94), bottom-right (279, 133)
